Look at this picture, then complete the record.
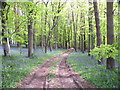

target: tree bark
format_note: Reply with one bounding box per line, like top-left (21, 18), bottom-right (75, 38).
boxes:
top-left (106, 1), bottom-right (115, 69)
top-left (93, 1), bottom-right (102, 47)
top-left (14, 3), bottom-right (22, 48)
top-left (72, 11), bottom-right (77, 52)
top-left (80, 13), bottom-right (85, 53)
top-left (93, 0), bottom-right (103, 64)
top-left (44, 5), bottom-right (48, 53)
top-left (33, 26), bottom-right (36, 50)
top-left (1, 2), bottom-right (11, 56)
top-left (88, 1), bottom-right (93, 56)
top-left (28, 9), bottom-right (34, 57)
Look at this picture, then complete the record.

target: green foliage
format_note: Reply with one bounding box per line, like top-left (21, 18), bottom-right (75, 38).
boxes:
top-left (90, 44), bottom-right (118, 61)
top-left (48, 73), bottom-right (55, 82)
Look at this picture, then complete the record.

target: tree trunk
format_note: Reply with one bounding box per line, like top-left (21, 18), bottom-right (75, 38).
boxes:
top-left (33, 22), bottom-right (36, 50)
top-left (80, 13), bottom-right (85, 53)
top-left (72, 11), bottom-right (77, 52)
top-left (93, 1), bottom-right (102, 47)
top-left (55, 25), bottom-right (58, 50)
top-left (1, 2), bottom-right (11, 56)
top-left (33, 28), bottom-right (36, 50)
top-left (44, 7), bottom-right (48, 53)
top-left (106, 1), bottom-right (115, 69)
top-left (88, 1), bottom-right (93, 56)
top-left (14, 3), bottom-right (21, 48)
top-left (81, 33), bottom-right (84, 53)
top-left (28, 10), bottom-right (34, 57)
top-left (93, 0), bottom-right (103, 64)
top-left (78, 36), bottom-right (80, 49)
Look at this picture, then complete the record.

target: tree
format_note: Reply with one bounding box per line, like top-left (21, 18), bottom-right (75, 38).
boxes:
top-left (1, 2), bottom-right (11, 56)
top-left (72, 8), bottom-right (77, 52)
top-left (88, 1), bottom-right (93, 56)
top-left (43, 0), bottom-right (49, 53)
top-left (80, 13), bottom-right (85, 53)
top-left (93, 0), bottom-right (103, 64)
top-left (14, 3), bottom-right (22, 47)
top-left (28, 2), bottom-right (34, 57)
top-left (106, 1), bottom-right (115, 69)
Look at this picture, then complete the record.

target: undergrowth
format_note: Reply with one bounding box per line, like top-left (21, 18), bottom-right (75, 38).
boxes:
top-left (2, 47), bottom-right (66, 88)
top-left (67, 51), bottom-right (119, 88)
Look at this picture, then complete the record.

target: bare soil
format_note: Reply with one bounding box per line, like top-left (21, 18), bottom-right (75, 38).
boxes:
top-left (17, 48), bottom-right (96, 89)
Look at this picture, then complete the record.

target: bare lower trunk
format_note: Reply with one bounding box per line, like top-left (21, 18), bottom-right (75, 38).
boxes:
top-left (107, 57), bottom-right (115, 69)
top-left (80, 13), bottom-right (85, 53)
top-left (81, 34), bottom-right (84, 53)
top-left (28, 21), bottom-right (33, 57)
top-left (106, 1), bottom-right (115, 69)
top-left (1, 2), bottom-right (11, 56)
top-left (49, 41), bottom-right (52, 52)
top-left (2, 38), bottom-right (11, 56)
top-left (33, 27), bottom-right (36, 50)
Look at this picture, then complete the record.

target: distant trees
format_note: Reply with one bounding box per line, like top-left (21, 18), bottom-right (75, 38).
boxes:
top-left (0, 0), bottom-right (118, 69)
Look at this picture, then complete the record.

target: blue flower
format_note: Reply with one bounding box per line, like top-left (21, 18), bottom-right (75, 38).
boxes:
top-left (109, 73), bottom-right (112, 76)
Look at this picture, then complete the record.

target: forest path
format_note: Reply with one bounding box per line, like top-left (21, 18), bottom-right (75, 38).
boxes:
top-left (17, 48), bottom-right (95, 88)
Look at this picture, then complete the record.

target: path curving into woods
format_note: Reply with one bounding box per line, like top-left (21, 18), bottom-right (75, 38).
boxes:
top-left (17, 48), bottom-right (95, 88)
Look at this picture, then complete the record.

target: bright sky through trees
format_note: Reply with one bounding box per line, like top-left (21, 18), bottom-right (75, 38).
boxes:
top-left (4, 0), bottom-right (119, 2)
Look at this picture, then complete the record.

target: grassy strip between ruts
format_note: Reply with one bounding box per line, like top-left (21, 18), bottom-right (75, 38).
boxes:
top-left (67, 51), bottom-right (119, 88)
top-left (2, 48), bottom-right (66, 88)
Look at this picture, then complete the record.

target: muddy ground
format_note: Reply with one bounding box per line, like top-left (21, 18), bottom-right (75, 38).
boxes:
top-left (17, 48), bottom-right (95, 89)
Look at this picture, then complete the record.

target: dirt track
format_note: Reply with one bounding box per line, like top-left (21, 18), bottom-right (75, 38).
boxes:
top-left (17, 48), bottom-right (95, 88)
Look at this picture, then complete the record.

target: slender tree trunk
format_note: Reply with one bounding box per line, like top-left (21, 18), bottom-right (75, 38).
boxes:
top-left (88, 1), bottom-right (93, 56)
top-left (40, 14), bottom-right (44, 51)
top-left (1, 2), bottom-right (11, 56)
top-left (72, 11), bottom-right (77, 52)
top-left (78, 36), bottom-right (80, 49)
top-left (14, 3), bottom-right (21, 48)
top-left (76, 13), bottom-right (78, 50)
top-left (106, 1), bottom-right (115, 69)
top-left (33, 25), bottom-right (36, 50)
top-left (55, 23), bottom-right (58, 50)
top-left (49, 41), bottom-right (52, 52)
top-left (44, 9), bottom-right (48, 53)
top-left (93, 1), bottom-right (102, 47)
top-left (67, 13), bottom-right (71, 49)
top-left (93, 0), bottom-right (103, 64)
top-left (68, 30), bottom-right (70, 48)
top-left (83, 20), bottom-right (86, 51)
top-left (28, 10), bottom-right (34, 57)
top-left (81, 33), bottom-right (84, 53)
top-left (64, 26), bottom-right (67, 49)
top-left (80, 13), bottom-right (85, 53)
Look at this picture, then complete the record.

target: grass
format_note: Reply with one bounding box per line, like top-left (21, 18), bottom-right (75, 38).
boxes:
top-left (67, 51), bottom-right (119, 88)
top-left (2, 47), bottom-right (66, 88)
top-left (48, 73), bottom-right (55, 82)
top-left (49, 58), bottom-right (60, 71)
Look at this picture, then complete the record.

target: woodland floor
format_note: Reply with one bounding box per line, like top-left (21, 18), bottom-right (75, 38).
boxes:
top-left (17, 48), bottom-right (95, 88)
